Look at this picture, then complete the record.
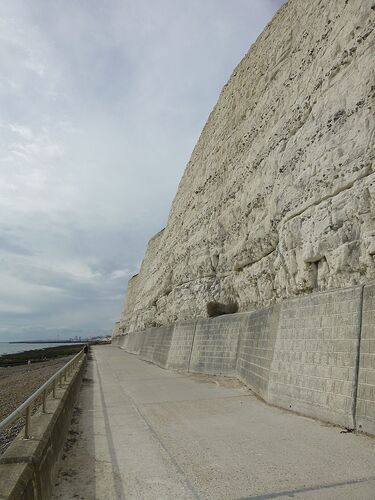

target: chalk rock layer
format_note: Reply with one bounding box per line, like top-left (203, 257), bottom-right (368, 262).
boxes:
top-left (118, 0), bottom-right (375, 334)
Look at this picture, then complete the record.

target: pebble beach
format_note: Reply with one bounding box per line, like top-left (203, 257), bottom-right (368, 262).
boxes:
top-left (0, 345), bottom-right (82, 454)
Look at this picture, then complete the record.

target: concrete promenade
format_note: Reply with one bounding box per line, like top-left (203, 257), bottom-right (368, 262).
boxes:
top-left (52, 346), bottom-right (375, 500)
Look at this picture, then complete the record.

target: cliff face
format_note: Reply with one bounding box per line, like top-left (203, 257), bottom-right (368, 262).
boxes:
top-left (119, 0), bottom-right (375, 334)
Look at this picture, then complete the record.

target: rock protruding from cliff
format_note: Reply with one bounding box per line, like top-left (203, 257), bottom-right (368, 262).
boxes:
top-left (206, 301), bottom-right (239, 318)
top-left (118, 0), bottom-right (375, 334)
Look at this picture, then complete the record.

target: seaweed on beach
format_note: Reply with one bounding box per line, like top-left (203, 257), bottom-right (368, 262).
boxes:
top-left (0, 345), bottom-right (82, 367)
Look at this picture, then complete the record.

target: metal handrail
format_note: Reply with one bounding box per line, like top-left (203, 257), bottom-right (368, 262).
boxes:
top-left (0, 348), bottom-right (86, 439)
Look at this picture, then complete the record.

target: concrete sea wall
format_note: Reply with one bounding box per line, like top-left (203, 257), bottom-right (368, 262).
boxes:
top-left (189, 315), bottom-right (243, 377)
top-left (356, 285), bottom-right (375, 435)
top-left (236, 305), bottom-right (280, 401)
top-left (267, 287), bottom-right (362, 429)
top-left (113, 284), bottom-right (375, 435)
top-left (166, 320), bottom-right (196, 371)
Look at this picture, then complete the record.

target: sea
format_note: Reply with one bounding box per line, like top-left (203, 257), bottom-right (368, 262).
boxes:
top-left (0, 342), bottom-right (75, 357)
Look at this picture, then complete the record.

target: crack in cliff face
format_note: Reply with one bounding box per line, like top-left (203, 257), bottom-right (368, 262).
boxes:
top-left (281, 167), bottom-right (374, 228)
top-left (233, 248), bottom-right (278, 272)
top-left (117, 0), bottom-right (375, 334)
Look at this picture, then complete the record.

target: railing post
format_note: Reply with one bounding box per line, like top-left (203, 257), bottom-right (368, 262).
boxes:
top-left (59, 374), bottom-right (63, 388)
top-left (42, 389), bottom-right (47, 413)
top-left (64, 368), bottom-right (67, 382)
top-left (25, 405), bottom-right (31, 439)
top-left (53, 379), bottom-right (57, 398)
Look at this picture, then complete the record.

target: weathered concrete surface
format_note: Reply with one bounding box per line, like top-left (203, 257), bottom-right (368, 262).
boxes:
top-left (115, 285), bottom-right (375, 431)
top-left (357, 284), bottom-right (375, 435)
top-left (237, 304), bottom-right (280, 401)
top-left (166, 320), bottom-right (197, 371)
top-left (189, 315), bottom-right (243, 377)
top-left (268, 286), bottom-right (363, 429)
top-left (117, 0), bottom-right (375, 334)
top-left (52, 346), bottom-right (375, 500)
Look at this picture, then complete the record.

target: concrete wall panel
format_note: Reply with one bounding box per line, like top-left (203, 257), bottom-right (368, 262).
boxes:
top-left (124, 331), bottom-right (146, 355)
top-left (115, 335), bottom-right (126, 349)
top-left (356, 284), bottom-right (375, 435)
top-left (166, 320), bottom-right (196, 371)
top-left (189, 315), bottom-right (242, 376)
top-left (268, 287), bottom-right (363, 428)
top-left (139, 328), bottom-right (159, 362)
top-left (152, 326), bottom-right (174, 368)
top-left (236, 306), bottom-right (280, 400)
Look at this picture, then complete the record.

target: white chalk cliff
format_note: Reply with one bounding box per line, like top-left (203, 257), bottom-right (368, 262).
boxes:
top-left (116, 0), bottom-right (375, 335)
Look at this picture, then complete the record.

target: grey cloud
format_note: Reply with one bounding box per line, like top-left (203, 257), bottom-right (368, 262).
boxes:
top-left (0, 0), bottom-right (284, 341)
top-left (0, 236), bottom-right (33, 256)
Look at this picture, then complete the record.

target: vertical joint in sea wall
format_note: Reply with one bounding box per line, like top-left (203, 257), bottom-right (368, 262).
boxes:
top-left (352, 284), bottom-right (365, 429)
top-left (187, 320), bottom-right (197, 373)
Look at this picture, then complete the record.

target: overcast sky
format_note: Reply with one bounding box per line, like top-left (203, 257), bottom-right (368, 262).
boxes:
top-left (0, 0), bottom-right (284, 341)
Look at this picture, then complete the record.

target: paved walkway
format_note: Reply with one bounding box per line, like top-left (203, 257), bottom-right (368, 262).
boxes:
top-left (52, 346), bottom-right (375, 500)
